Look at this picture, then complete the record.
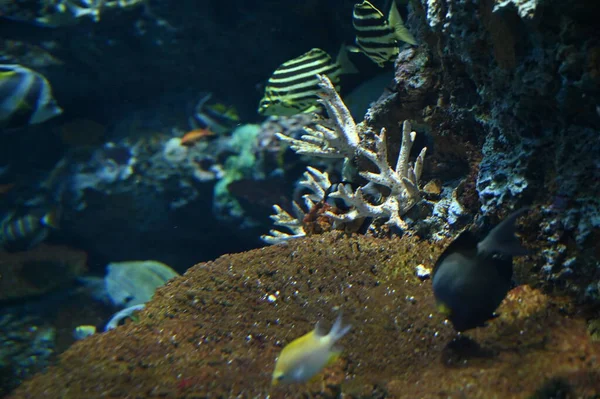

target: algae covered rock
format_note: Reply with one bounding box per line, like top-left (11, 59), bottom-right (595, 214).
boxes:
top-left (8, 233), bottom-right (600, 399)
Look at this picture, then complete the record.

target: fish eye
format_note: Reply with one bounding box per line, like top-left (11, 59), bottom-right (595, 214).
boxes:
top-left (277, 375), bottom-right (284, 381)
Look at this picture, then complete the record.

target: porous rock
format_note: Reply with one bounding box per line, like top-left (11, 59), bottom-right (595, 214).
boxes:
top-left (8, 233), bottom-right (600, 398)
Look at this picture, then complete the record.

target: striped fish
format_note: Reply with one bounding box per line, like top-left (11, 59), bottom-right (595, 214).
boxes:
top-left (0, 208), bottom-right (59, 250)
top-left (258, 46), bottom-right (357, 116)
top-left (0, 64), bottom-right (63, 129)
top-left (351, 1), bottom-right (416, 67)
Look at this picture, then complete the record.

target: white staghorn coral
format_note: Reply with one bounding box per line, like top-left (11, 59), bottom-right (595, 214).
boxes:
top-left (327, 122), bottom-right (426, 230)
top-left (263, 75), bottom-right (427, 244)
top-left (261, 167), bottom-right (334, 244)
top-left (275, 77), bottom-right (360, 159)
top-left (261, 203), bottom-right (307, 244)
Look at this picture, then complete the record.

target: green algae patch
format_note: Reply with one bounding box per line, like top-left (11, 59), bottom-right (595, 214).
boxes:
top-left (8, 233), bottom-right (600, 399)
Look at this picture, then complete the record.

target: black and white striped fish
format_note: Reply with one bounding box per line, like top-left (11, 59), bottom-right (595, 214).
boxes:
top-left (0, 64), bottom-right (63, 129)
top-left (351, 1), bottom-right (416, 67)
top-left (258, 46), bottom-right (357, 116)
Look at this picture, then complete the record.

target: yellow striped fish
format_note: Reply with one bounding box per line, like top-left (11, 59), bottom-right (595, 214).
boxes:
top-left (351, 1), bottom-right (416, 67)
top-left (258, 46), bottom-right (357, 116)
top-left (0, 64), bottom-right (63, 129)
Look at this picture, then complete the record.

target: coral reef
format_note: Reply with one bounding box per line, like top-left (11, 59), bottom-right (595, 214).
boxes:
top-left (60, 124), bottom-right (282, 268)
top-left (8, 233), bottom-right (600, 398)
top-left (0, 244), bottom-right (87, 301)
top-left (264, 75), bottom-right (427, 244)
top-left (410, 0), bottom-right (600, 302)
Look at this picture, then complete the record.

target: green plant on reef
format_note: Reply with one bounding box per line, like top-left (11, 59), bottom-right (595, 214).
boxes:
top-left (213, 124), bottom-right (261, 222)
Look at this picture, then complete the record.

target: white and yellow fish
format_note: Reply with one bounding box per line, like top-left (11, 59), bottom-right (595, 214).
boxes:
top-left (271, 313), bottom-right (351, 386)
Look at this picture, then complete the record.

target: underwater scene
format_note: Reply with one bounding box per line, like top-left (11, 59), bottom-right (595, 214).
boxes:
top-left (0, 0), bottom-right (599, 397)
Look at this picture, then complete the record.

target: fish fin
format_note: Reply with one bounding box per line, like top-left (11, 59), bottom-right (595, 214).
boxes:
top-left (387, 0), bottom-right (417, 45)
top-left (477, 208), bottom-right (529, 257)
top-left (301, 105), bottom-right (321, 114)
top-left (188, 116), bottom-right (201, 130)
top-left (346, 45), bottom-right (362, 53)
top-left (329, 312), bottom-right (352, 341)
top-left (436, 301), bottom-right (453, 316)
top-left (432, 231), bottom-right (479, 276)
top-left (40, 208), bottom-right (61, 229)
top-left (326, 348), bottom-right (342, 367)
top-left (0, 70), bottom-right (17, 81)
top-left (224, 107), bottom-right (239, 122)
top-left (336, 44), bottom-right (359, 75)
top-left (304, 351), bottom-right (340, 384)
top-left (27, 229), bottom-right (49, 249)
top-left (194, 92), bottom-right (213, 113)
top-left (77, 276), bottom-right (111, 304)
top-left (314, 320), bottom-right (328, 337)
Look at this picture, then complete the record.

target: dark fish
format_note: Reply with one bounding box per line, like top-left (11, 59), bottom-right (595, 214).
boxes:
top-left (351, 0), bottom-right (416, 67)
top-left (0, 64), bottom-right (63, 129)
top-left (258, 46), bottom-right (357, 116)
top-left (190, 92), bottom-right (240, 135)
top-left (432, 208), bottom-right (529, 332)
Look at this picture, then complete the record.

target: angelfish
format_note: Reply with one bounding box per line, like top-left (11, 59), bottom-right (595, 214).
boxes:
top-left (0, 64), bottom-right (63, 129)
top-left (272, 313), bottom-right (351, 386)
top-left (432, 208), bottom-right (530, 332)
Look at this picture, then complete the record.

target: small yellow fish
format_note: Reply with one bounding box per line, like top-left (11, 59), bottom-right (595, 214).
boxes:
top-left (271, 313), bottom-right (351, 386)
top-left (73, 325), bottom-right (96, 340)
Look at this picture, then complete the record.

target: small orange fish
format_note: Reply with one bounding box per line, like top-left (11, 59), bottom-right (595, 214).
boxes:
top-left (180, 128), bottom-right (215, 146)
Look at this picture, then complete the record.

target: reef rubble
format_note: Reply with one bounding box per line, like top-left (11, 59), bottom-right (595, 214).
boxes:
top-left (8, 233), bottom-right (599, 399)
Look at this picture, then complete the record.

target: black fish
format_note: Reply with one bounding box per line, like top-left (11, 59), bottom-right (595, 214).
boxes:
top-left (432, 208), bottom-right (529, 332)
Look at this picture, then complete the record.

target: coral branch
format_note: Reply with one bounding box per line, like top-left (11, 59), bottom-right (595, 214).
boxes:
top-left (275, 75), bottom-right (359, 159)
top-left (263, 75), bottom-right (427, 243)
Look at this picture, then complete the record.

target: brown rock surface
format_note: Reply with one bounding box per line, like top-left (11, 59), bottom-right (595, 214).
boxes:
top-left (9, 233), bottom-right (600, 398)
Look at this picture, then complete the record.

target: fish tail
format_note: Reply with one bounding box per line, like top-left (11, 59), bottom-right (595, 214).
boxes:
top-left (388, 0), bottom-right (417, 45)
top-left (336, 44), bottom-right (359, 75)
top-left (26, 229), bottom-right (49, 249)
top-left (329, 312), bottom-right (352, 342)
top-left (41, 207), bottom-right (61, 229)
top-left (477, 207), bottom-right (530, 257)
